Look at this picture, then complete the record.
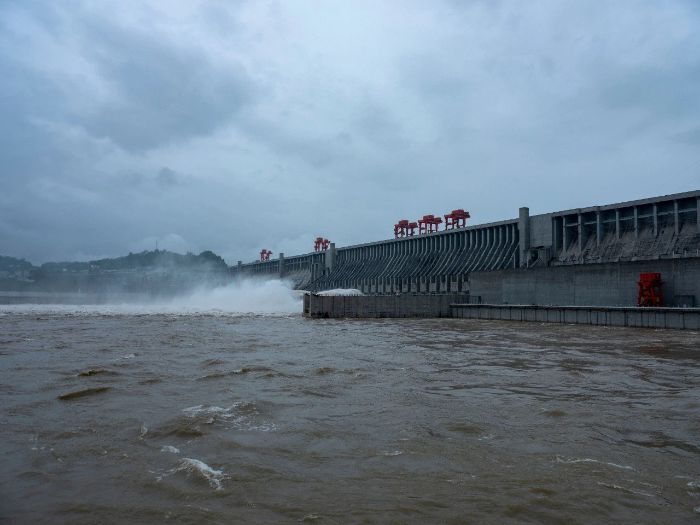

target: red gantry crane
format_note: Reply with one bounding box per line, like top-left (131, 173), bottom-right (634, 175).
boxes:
top-left (444, 209), bottom-right (470, 229)
top-left (394, 219), bottom-right (418, 238)
top-left (259, 249), bottom-right (273, 262)
top-left (418, 214), bottom-right (443, 234)
top-left (394, 208), bottom-right (471, 237)
top-left (314, 237), bottom-right (331, 251)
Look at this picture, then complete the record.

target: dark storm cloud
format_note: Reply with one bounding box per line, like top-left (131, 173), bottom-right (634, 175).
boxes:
top-left (1, 2), bottom-right (255, 156)
top-left (1, 0), bottom-right (699, 263)
top-left (0, 55), bottom-right (68, 182)
top-left (77, 20), bottom-right (255, 152)
top-left (0, 1), bottom-right (263, 262)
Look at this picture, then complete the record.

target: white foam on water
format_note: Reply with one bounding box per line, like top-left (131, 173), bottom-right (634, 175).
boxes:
top-left (0, 278), bottom-right (302, 316)
top-left (181, 402), bottom-right (277, 432)
top-left (314, 288), bottom-right (363, 296)
top-left (176, 458), bottom-right (227, 490)
top-left (555, 455), bottom-right (635, 471)
top-left (182, 404), bottom-right (232, 417)
top-left (160, 445), bottom-right (180, 454)
top-left (597, 482), bottom-right (655, 499)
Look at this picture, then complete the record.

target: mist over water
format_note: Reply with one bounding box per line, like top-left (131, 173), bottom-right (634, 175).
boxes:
top-left (0, 278), bottom-right (303, 316)
top-left (169, 278), bottom-right (302, 315)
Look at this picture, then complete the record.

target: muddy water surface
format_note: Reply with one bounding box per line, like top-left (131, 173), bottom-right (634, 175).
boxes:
top-left (1, 309), bottom-right (699, 523)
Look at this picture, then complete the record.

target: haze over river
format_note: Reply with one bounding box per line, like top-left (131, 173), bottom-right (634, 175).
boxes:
top-left (1, 288), bottom-right (699, 523)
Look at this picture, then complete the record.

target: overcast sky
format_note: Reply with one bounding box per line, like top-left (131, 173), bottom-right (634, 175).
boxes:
top-left (1, 0), bottom-right (699, 264)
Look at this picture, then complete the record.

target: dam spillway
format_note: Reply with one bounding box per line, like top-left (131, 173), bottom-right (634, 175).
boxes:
top-left (232, 190), bottom-right (700, 308)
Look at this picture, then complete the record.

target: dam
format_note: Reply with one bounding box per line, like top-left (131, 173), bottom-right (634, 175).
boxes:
top-left (232, 190), bottom-right (700, 309)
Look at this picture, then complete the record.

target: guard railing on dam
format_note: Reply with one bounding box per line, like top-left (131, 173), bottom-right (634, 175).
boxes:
top-left (449, 304), bottom-right (700, 330)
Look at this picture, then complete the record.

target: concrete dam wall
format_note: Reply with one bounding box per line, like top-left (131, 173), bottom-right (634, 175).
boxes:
top-left (470, 257), bottom-right (700, 307)
top-left (232, 190), bottom-right (700, 307)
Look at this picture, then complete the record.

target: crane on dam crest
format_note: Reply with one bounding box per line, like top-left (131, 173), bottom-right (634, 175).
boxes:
top-left (395, 208), bottom-right (471, 238)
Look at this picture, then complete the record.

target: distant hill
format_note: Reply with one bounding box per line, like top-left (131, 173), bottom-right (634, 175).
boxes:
top-left (39, 249), bottom-right (228, 273)
top-left (0, 256), bottom-right (36, 290)
top-left (0, 255), bottom-right (36, 273)
top-left (0, 250), bottom-right (232, 294)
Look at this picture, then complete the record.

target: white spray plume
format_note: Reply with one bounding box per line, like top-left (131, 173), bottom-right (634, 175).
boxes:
top-left (168, 278), bottom-right (302, 314)
top-left (0, 278), bottom-right (302, 316)
top-left (315, 288), bottom-right (363, 296)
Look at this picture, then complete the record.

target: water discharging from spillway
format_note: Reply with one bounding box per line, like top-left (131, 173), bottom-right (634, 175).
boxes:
top-left (0, 278), bottom-right (303, 316)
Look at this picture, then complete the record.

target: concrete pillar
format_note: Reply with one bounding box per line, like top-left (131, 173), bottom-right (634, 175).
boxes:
top-left (615, 209), bottom-right (621, 239)
top-left (653, 203), bottom-right (658, 236)
top-left (697, 197), bottom-right (700, 231)
top-left (562, 217), bottom-right (568, 251)
top-left (325, 243), bottom-right (336, 273)
top-left (518, 207), bottom-right (530, 268)
top-left (674, 200), bottom-right (679, 235)
top-left (236, 260), bottom-right (242, 280)
top-left (577, 212), bottom-right (583, 253)
top-left (596, 210), bottom-right (602, 246)
top-left (633, 206), bottom-right (639, 238)
top-left (278, 253), bottom-right (284, 278)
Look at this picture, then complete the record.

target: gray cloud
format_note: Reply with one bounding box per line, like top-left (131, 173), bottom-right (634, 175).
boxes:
top-left (674, 126), bottom-right (700, 145)
top-left (78, 22), bottom-right (255, 152)
top-left (1, 0), bottom-right (699, 264)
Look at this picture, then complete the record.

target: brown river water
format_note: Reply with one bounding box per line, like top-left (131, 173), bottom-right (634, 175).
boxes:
top-left (1, 298), bottom-right (700, 524)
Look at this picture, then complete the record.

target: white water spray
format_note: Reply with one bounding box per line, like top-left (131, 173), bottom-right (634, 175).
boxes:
top-left (0, 278), bottom-right (303, 316)
top-left (167, 278), bottom-right (302, 314)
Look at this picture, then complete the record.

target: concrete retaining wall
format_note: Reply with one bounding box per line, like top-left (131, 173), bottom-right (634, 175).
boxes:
top-left (303, 294), bottom-right (469, 319)
top-left (469, 257), bottom-right (700, 307)
top-left (450, 304), bottom-right (700, 330)
top-left (303, 293), bottom-right (700, 329)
